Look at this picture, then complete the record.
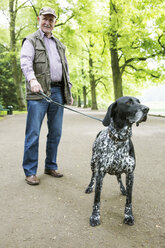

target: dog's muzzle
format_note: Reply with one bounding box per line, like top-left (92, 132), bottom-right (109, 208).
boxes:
top-left (136, 105), bottom-right (149, 126)
top-left (128, 105), bottom-right (149, 126)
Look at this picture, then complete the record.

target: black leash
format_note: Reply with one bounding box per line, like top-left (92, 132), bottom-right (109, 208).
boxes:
top-left (37, 91), bottom-right (103, 123)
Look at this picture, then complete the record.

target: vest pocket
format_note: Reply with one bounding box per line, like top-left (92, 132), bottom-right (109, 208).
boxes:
top-left (34, 48), bottom-right (46, 63)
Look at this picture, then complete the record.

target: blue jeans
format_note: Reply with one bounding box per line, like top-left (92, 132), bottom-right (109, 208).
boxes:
top-left (22, 87), bottom-right (64, 176)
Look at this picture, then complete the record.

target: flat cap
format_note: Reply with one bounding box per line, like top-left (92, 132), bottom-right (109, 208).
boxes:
top-left (39, 7), bottom-right (57, 18)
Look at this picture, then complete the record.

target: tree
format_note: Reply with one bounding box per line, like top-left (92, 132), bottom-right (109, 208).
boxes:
top-left (9, 0), bottom-right (27, 110)
top-left (0, 45), bottom-right (18, 108)
top-left (0, 0), bottom-right (165, 110)
top-left (65, 0), bottom-right (112, 109)
top-left (109, 0), bottom-right (123, 99)
top-left (107, 0), bottom-right (165, 100)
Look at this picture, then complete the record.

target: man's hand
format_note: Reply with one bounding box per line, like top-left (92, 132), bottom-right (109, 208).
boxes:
top-left (29, 79), bottom-right (43, 93)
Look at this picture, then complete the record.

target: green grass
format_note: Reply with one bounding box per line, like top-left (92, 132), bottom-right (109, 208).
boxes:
top-left (13, 111), bottom-right (27, 114)
top-left (0, 110), bottom-right (27, 120)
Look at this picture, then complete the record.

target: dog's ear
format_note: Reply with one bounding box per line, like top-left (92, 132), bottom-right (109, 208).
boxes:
top-left (102, 102), bottom-right (117, 126)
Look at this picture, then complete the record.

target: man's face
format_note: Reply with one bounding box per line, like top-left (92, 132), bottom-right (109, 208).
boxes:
top-left (38, 14), bottom-right (56, 36)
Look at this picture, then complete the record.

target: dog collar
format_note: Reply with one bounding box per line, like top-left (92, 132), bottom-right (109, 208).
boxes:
top-left (108, 131), bottom-right (128, 142)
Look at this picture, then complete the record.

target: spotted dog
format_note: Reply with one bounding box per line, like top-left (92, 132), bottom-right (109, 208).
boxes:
top-left (85, 96), bottom-right (149, 227)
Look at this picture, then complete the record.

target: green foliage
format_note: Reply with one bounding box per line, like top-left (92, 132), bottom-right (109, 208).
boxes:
top-left (106, 0), bottom-right (165, 98)
top-left (0, 46), bottom-right (18, 108)
top-left (0, 0), bottom-right (165, 109)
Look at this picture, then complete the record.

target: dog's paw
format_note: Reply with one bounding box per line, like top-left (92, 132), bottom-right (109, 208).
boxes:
top-left (85, 187), bottom-right (93, 194)
top-left (123, 215), bottom-right (134, 226)
top-left (90, 214), bottom-right (100, 227)
top-left (124, 204), bottom-right (134, 225)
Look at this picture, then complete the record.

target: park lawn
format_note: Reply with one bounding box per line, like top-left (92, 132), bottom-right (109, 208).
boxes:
top-left (0, 111), bottom-right (27, 120)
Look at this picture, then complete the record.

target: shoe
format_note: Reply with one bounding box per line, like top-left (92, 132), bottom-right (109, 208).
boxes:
top-left (25, 175), bottom-right (40, 185)
top-left (44, 168), bottom-right (63, 178)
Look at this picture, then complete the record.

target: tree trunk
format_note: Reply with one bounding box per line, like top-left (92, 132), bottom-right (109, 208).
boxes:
top-left (78, 95), bottom-right (81, 107)
top-left (109, 0), bottom-right (123, 100)
top-left (81, 60), bottom-right (88, 108)
top-left (90, 77), bottom-right (98, 110)
top-left (78, 90), bottom-right (81, 107)
top-left (88, 38), bottom-right (98, 110)
top-left (110, 36), bottom-right (123, 99)
top-left (83, 86), bottom-right (87, 108)
top-left (9, 0), bottom-right (26, 110)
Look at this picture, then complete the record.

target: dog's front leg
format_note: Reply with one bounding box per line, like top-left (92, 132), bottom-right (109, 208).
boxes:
top-left (117, 174), bottom-right (126, 195)
top-left (90, 171), bottom-right (105, 227)
top-left (124, 172), bottom-right (134, 225)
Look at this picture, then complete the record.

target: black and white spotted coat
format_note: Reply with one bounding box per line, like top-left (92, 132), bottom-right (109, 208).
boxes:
top-left (91, 119), bottom-right (135, 175)
top-left (86, 96), bottom-right (149, 227)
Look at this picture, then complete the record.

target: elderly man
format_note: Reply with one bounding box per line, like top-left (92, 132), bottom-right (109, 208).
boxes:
top-left (21, 7), bottom-right (73, 185)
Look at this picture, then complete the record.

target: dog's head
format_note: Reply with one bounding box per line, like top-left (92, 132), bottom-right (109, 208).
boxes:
top-left (103, 96), bottom-right (149, 128)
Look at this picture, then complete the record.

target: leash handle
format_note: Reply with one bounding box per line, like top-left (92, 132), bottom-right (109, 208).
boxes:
top-left (37, 91), bottom-right (103, 123)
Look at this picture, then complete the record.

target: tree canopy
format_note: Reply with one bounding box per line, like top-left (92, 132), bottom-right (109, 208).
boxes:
top-left (0, 0), bottom-right (165, 110)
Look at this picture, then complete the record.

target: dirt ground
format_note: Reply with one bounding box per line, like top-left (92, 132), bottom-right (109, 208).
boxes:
top-left (0, 109), bottom-right (164, 248)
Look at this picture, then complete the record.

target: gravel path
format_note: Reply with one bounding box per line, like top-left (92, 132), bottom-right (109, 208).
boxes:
top-left (0, 109), bottom-right (164, 248)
